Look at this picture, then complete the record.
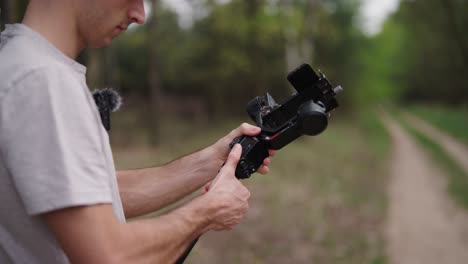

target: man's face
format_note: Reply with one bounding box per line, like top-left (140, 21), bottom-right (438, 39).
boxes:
top-left (76, 0), bottom-right (146, 48)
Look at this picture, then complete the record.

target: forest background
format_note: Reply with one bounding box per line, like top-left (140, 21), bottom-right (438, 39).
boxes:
top-left (1, 1), bottom-right (467, 263)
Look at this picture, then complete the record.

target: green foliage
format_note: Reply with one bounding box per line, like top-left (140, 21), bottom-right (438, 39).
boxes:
top-left (113, 27), bottom-right (149, 94)
top-left (392, 0), bottom-right (468, 105)
top-left (358, 110), bottom-right (391, 158)
top-left (0, 0), bottom-right (28, 28)
top-left (409, 105), bottom-right (468, 145)
top-left (183, 0), bottom-right (287, 117)
top-left (354, 17), bottom-right (410, 108)
top-left (355, 0), bottom-right (468, 109)
top-left (112, 7), bottom-right (184, 96)
top-left (313, 0), bottom-right (363, 109)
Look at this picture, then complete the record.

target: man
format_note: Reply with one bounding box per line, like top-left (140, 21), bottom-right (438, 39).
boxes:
top-left (0, 0), bottom-right (274, 263)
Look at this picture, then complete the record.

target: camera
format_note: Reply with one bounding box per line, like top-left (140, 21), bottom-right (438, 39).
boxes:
top-left (230, 63), bottom-right (343, 179)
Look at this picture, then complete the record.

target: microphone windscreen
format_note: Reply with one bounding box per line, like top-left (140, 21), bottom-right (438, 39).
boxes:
top-left (92, 88), bottom-right (122, 112)
top-left (92, 88), bottom-right (122, 131)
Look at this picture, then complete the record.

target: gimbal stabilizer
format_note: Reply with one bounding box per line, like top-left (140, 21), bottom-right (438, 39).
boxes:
top-left (230, 63), bottom-right (343, 179)
top-left (175, 63), bottom-right (343, 264)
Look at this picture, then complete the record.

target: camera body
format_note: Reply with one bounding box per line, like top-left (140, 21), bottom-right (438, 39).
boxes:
top-left (230, 63), bottom-right (343, 179)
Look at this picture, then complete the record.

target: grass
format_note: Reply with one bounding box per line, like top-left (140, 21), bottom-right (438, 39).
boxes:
top-left (111, 110), bottom-right (389, 264)
top-left (358, 110), bottom-right (391, 159)
top-left (409, 105), bottom-right (468, 145)
top-left (398, 115), bottom-right (468, 209)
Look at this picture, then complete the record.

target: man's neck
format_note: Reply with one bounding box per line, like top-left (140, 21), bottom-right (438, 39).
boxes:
top-left (22, 1), bottom-right (85, 59)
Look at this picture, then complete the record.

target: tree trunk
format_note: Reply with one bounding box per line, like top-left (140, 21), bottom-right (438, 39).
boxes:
top-left (438, 0), bottom-right (468, 74)
top-left (302, 0), bottom-right (316, 63)
top-left (87, 49), bottom-right (104, 88)
top-left (282, 0), bottom-right (317, 73)
top-left (245, 0), bottom-right (266, 96)
top-left (86, 47), bottom-right (116, 87)
top-left (147, 0), bottom-right (164, 145)
top-left (1, 0), bottom-right (17, 30)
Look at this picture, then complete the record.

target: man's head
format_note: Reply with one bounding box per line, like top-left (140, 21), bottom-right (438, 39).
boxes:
top-left (73, 0), bottom-right (146, 48)
top-left (23, 0), bottom-right (146, 56)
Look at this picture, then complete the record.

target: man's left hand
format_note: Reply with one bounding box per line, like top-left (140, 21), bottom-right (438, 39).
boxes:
top-left (211, 123), bottom-right (276, 175)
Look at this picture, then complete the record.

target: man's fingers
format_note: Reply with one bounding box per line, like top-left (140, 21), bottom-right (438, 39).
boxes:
top-left (257, 165), bottom-right (270, 175)
top-left (257, 156), bottom-right (273, 174)
top-left (239, 123), bottom-right (261, 135)
top-left (268, 150), bottom-right (276, 157)
top-left (230, 123), bottom-right (261, 138)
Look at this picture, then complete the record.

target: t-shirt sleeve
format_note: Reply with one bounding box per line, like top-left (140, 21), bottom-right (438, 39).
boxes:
top-left (0, 67), bottom-right (113, 215)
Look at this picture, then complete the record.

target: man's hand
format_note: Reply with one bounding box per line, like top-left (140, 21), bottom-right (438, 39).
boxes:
top-left (212, 123), bottom-right (275, 175)
top-left (204, 144), bottom-right (250, 230)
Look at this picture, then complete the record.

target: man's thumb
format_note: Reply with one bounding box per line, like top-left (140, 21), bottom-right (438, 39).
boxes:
top-left (221, 143), bottom-right (242, 174)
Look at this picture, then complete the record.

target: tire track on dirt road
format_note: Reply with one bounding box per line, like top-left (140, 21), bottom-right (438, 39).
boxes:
top-left (403, 112), bottom-right (468, 174)
top-left (381, 113), bottom-right (468, 264)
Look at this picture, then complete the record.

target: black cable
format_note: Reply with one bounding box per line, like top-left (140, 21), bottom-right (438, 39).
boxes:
top-left (174, 237), bottom-right (199, 264)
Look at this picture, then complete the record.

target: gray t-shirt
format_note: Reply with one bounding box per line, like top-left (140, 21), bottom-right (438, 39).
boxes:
top-left (0, 24), bottom-right (126, 263)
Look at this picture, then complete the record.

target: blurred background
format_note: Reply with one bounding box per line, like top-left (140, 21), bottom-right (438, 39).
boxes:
top-left (1, 0), bottom-right (467, 263)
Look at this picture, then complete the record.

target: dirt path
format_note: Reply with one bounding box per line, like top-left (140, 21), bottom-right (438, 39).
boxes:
top-left (403, 112), bottom-right (468, 174)
top-left (382, 114), bottom-right (468, 264)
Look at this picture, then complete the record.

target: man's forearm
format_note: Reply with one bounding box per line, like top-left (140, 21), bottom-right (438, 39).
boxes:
top-left (117, 195), bottom-right (214, 263)
top-left (117, 146), bottom-right (225, 218)
top-left (44, 195), bottom-right (215, 264)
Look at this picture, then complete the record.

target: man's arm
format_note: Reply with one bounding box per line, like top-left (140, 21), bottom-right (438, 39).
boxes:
top-left (44, 144), bottom-right (250, 263)
top-left (117, 146), bottom-right (221, 218)
top-left (44, 201), bottom-right (208, 263)
top-left (117, 123), bottom-right (274, 218)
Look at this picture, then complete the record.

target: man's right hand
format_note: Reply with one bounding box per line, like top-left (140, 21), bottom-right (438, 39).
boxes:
top-left (204, 143), bottom-right (250, 231)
